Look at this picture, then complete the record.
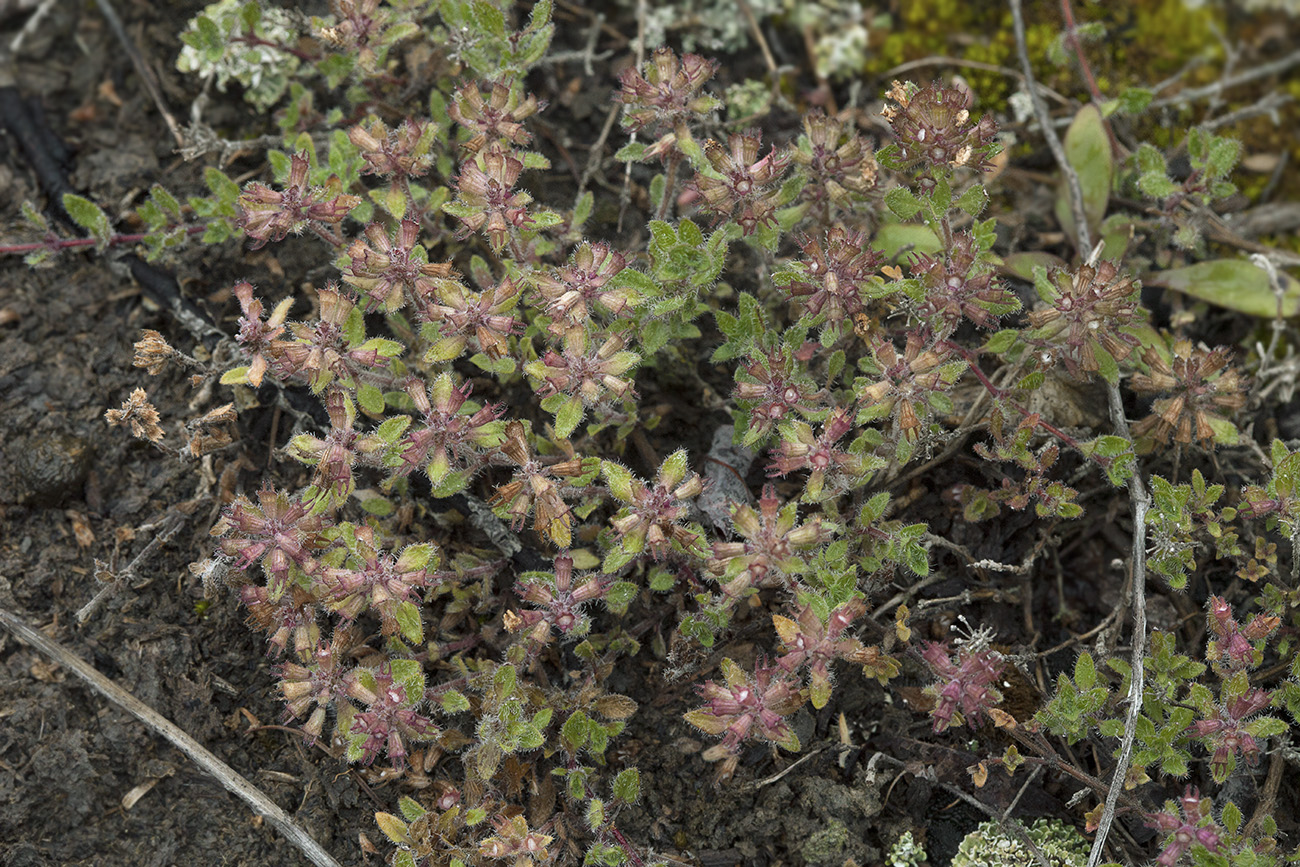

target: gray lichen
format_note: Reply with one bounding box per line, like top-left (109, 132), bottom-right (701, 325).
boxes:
top-left (951, 819), bottom-right (1088, 867)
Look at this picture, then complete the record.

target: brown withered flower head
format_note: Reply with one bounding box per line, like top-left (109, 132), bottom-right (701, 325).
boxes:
top-left (1025, 261), bottom-right (1143, 380)
top-left (526, 328), bottom-right (640, 406)
top-left (313, 0), bottom-right (407, 72)
top-left (231, 281), bottom-right (293, 388)
top-left (708, 484), bottom-right (832, 600)
top-left (793, 109), bottom-right (878, 207)
top-left (1131, 339), bottom-right (1247, 447)
top-left (448, 81), bottom-right (543, 155)
top-left (618, 47), bottom-right (720, 158)
top-left (238, 151), bottom-right (361, 248)
top-left (880, 80), bottom-right (999, 182)
top-left (105, 387), bottom-right (165, 443)
top-left (733, 346), bottom-right (823, 443)
top-left (692, 129), bottom-right (793, 235)
top-left (490, 421), bottom-right (590, 549)
top-left (418, 275), bottom-right (523, 361)
top-left (132, 329), bottom-right (178, 376)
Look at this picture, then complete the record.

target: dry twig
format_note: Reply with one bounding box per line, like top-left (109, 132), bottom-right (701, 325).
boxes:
top-left (0, 606), bottom-right (344, 867)
top-left (1008, 4), bottom-right (1151, 866)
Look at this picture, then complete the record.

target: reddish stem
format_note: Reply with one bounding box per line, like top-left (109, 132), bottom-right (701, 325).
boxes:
top-left (943, 340), bottom-right (1112, 468)
top-left (0, 223), bottom-right (209, 256)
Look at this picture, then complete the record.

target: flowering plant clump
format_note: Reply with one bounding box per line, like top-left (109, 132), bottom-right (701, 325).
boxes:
top-left (60, 3), bottom-right (1300, 866)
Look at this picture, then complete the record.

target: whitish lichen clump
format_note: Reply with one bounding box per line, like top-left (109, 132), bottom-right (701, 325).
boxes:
top-left (951, 819), bottom-right (1088, 867)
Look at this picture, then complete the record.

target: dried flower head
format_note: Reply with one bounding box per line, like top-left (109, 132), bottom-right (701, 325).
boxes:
top-left (1145, 788), bottom-right (1224, 867)
top-left (132, 330), bottom-right (178, 376)
top-left (708, 484), bottom-right (832, 599)
top-left (909, 230), bottom-right (1017, 336)
top-left (342, 219), bottom-right (455, 313)
top-left (490, 421), bottom-right (590, 548)
top-left (231, 282), bottom-right (293, 387)
top-left (1131, 339), bottom-right (1246, 447)
top-left (447, 143), bottom-right (534, 252)
top-left (880, 80), bottom-right (999, 181)
top-left (604, 451), bottom-right (707, 560)
top-left (920, 640), bottom-right (1005, 733)
top-left (390, 373), bottom-right (504, 484)
top-left (856, 333), bottom-right (965, 441)
top-left (782, 227), bottom-right (884, 338)
top-left (683, 657), bottom-right (804, 753)
top-left (533, 242), bottom-right (636, 337)
top-left (105, 388), bottom-right (165, 443)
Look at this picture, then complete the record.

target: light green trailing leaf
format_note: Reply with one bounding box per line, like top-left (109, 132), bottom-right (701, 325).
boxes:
top-left (395, 600), bottom-right (424, 645)
top-left (554, 395), bottom-right (585, 439)
top-left (884, 186), bottom-right (922, 220)
top-left (615, 141), bottom-right (646, 162)
top-left (357, 383), bottom-right (385, 416)
top-left (572, 190), bottom-right (593, 229)
top-left (612, 767), bottom-right (640, 804)
top-left (872, 223), bottom-right (942, 260)
top-left (360, 496), bottom-right (394, 517)
top-left (63, 194), bottom-right (113, 248)
top-left (1144, 259), bottom-right (1300, 318)
top-left (220, 366), bottom-right (251, 385)
top-left (470, 0), bottom-right (506, 37)
top-left (1054, 104), bottom-right (1113, 247)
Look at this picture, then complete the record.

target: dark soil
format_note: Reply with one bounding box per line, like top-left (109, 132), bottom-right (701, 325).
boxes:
top-left (1, 2), bottom-right (1298, 867)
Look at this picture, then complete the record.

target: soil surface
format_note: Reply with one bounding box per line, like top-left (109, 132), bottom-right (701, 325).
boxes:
top-left (1, 3), bottom-right (1298, 867)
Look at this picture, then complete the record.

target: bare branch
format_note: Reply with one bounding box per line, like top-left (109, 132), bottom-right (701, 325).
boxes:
top-left (0, 606), bottom-right (344, 867)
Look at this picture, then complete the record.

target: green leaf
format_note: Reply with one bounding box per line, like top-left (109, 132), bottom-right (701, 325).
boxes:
top-left (1074, 652), bottom-right (1097, 689)
top-left (884, 186), bottom-right (922, 220)
top-left (572, 190), bottom-right (593, 229)
top-left (220, 366), bottom-right (251, 385)
top-left (1054, 104), bottom-right (1113, 247)
top-left (561, 710), bottom-right (590, 752)
top-left (615, 141), bottom-right (646, 162)
top-left (441, 690), bottom-right (470, 713)
top-left (375, 812), bottom-right (411, 845)
top-left (955, 185), bottom-right (988, 218)
top-left (984, 329), bottom-right (1020, 354)
top-left (872, 223), bottom-right (942, 260)
top-left (389, 658), bottom-right (426, 699)
top-left (553, 395), bottom-right (585, 439)
top-left (357, 383), bottom-right (385, 416)
top-left (1221, 801), bottom-right (1242, 835)
top-left (395, 601), bottom-right (424, 645)
top-left (612, 767), bottom-right (640, 804)
top-left (602, 461), bottom-right (635, 502)
top-left (370, 184), bottom-right (408, 220)
top-left (470, 0), bottom-right (505, 36)
top-left (62, 194), bottom-right (113, 247)
top-left (360, 496), bottom-right (394, 516)
top-left (1144, 259), bottom-right (1300, 318)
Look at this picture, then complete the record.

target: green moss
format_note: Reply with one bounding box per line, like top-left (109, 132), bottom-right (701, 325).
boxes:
top-left (800, 818), bottom-right (851, 864)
